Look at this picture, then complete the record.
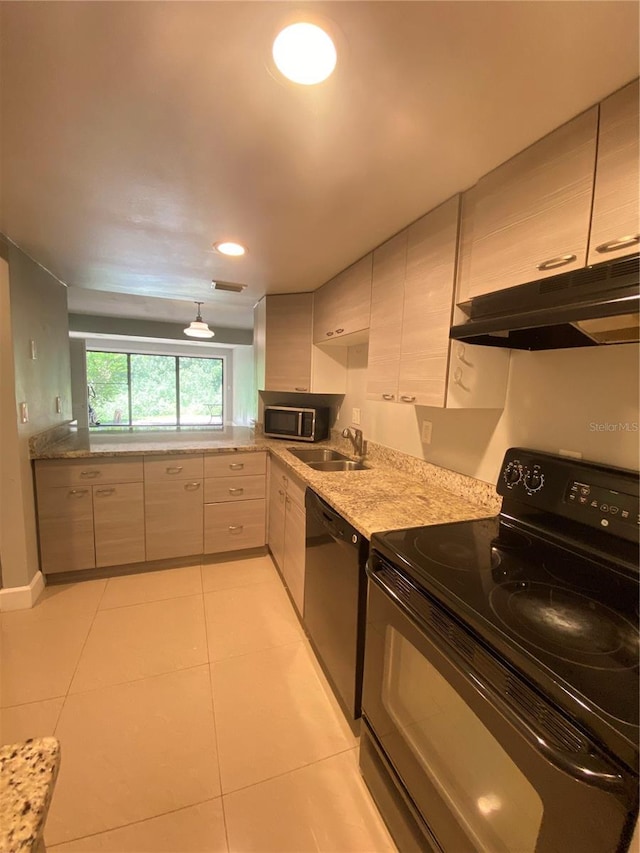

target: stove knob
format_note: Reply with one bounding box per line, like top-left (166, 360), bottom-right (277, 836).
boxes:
top-left (523, 467), bottom-right (545, 494)
top-left (503, 461), bottom-right (522, 487)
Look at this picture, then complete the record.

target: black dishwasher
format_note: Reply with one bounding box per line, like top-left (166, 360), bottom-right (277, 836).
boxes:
top-left (303, 489), bottom-right (369, 734)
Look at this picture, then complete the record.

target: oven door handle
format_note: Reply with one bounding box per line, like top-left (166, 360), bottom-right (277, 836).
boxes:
top-left (367, 564), bottom-right (630, 797)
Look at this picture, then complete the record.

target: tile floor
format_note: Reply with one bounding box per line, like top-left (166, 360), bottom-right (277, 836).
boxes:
top-left (0, 555), bottom-right (396, 852)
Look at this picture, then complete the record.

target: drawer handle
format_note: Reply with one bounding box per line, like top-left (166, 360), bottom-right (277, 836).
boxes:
top-left (185, 482), bottom-right (201, 490)
top-left (228, 463), bottom-right (244, 470)
top-left (281, 475), bottom-right (288, 485)
top-left (285, 496), bottom-right (291, 506)
top-left (595, 235), bottom-right (640, 254)
top-left (326, 331), bottom-right (334, 337)
top-left (229, 487), bottom-right (244, 495)
top-left (400, 395), bottom-right (416, 403)
top-left (228, 525), bottom-right (244, 533)
top-left (536, 254), bottom-right (576, 271)
top-left (278, 489), bottom-right (285, 497)
top-left (80, 470), bottom-right (100, 478)
top-left (166, 466), bottom-right (183, 474)
top-left (69, 488), bottom-right (89, 496)
top-left (294, 387), bottom-right (308, 392)
top-left (336, 328), bottom-right (344, 334)
top-left (453, 367), bottom-right (470, 391)
top-left (382, 393), bottom-right (395, 400)
top-left (95, 488), bottom-right (115, 496)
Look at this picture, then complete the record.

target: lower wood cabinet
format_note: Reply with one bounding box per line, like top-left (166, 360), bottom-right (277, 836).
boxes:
top-left (37, 484), bottom-right (96, 574)
top-left (203, 451), bottom-right (267, 555)
top-left (144, 479), bottom-right (203, 561)
top-left (93, 482), bottom-right (145, 568)
top-left (268, 457), bottom-right (306, 615)
top-left (204, 499), bottom-right (266, 553)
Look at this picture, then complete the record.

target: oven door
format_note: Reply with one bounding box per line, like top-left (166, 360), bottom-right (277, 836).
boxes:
top-left (361, 555), bottom-right (637, 853)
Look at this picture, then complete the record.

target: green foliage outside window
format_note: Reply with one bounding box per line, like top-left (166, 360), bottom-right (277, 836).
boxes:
top-left (86, 351), bottom-right (223, 426)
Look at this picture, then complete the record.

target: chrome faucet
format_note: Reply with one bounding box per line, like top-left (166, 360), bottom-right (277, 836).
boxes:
top-left (342, 427), bottom-right (365, 458)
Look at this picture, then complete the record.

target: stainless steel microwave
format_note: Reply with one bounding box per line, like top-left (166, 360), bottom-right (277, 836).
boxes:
top-left (264, 405), bottom-right (330, 442)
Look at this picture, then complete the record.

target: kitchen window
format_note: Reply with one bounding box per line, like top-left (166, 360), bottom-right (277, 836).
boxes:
top-left (86, 350), bottom-right (224, 427)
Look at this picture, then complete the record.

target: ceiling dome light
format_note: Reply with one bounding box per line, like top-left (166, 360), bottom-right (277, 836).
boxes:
top-left (272, 22), bottom-right (337, 85)
top-left (184, 302), bottom-right (214, 339)
top-left (214, 241), bottom-right (246, 257)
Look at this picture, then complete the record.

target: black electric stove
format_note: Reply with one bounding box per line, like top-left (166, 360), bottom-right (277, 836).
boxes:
top-left (371, 448), bottom-right (639, 773)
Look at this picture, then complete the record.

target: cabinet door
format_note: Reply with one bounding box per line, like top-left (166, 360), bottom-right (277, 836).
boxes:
top-left (313, 254), bottom-right (373, 343)
top-left (283, 496), bottom-right (306, 615)
top-left (144, 480), bottom-right (203, 561)
top-left (366, 230), bottom-right (407, 402)
top-left (93, 482), bottom-right (145, 568)
top-left (588, 79), bottom-right (640, 265)
top-left (267, 460), bottom-right (286, 570)
top-left (37, 486), bottom-right (95, 574)
top-left (263, 294), bottom-right (313, 392)
top-left (464, 108), bottom-right (598, 299)
top-left (398, 197), bottom-right (460, 407)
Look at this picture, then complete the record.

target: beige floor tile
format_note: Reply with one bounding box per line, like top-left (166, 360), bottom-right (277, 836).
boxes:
top-left (69, 595), bottom-right (208, 693)
top-left (224, 749), bottom-right (396, 853)
top-left (0, 697), bottom-right (64, 745)
top-left (48, 799), bottom-right (228, 852)
top-left (45, 666), bottom-right (221, 846)
top-left (0, 617), bottom-right (92, 707)
top-left (211, 641), bottom-right (356, 793)
top-left (204, 580), bottom-right (302, 662)
top-left (100, 565), bottom-right (202, 610)
top-left (201, 555), bottom-right (278, 592)
top-left (1, 580), bottom-right (106, 627)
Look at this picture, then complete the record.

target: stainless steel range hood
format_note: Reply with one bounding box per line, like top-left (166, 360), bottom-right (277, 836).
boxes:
top-left (449, 254), bottom-right (639, 350)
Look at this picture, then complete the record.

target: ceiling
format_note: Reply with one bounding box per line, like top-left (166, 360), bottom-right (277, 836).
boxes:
top-left (1, 1), bottom-right (638, 330)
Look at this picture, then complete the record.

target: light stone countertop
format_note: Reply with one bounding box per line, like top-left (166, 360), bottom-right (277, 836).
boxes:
top-left (31, 427), bottom-right (500, 539)
top-left (0, 738), bottom-right (60, 853)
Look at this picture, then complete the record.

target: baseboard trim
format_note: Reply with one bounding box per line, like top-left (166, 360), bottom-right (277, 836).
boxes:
top-left (0, 571), bottom-right (46, 611)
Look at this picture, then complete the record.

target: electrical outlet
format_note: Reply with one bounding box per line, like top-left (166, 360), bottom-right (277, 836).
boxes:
top-left (56, 395), bottom-right (62, 414)
top-left (29, 339), bottom-right (37, 360)
top-left (352, 407), bottom-right (361, 425)
top-left (421, 420), bottom-right (432, 444)
top-left (19, 402), bottom-right (29, 423)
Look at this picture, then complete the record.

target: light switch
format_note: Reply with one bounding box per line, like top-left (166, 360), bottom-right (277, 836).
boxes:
top-left (56, 396), bottom-right (62, 413)
top-left (352, 408), bottom-right (361, 425)
top-left (19, 402), bottom-right (29, 423)
top-left (29, 340), bottom-right (37, 360)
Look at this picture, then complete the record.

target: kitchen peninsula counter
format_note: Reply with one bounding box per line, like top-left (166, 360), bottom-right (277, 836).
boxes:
top-left (31, 427), bottom-right (499, 539)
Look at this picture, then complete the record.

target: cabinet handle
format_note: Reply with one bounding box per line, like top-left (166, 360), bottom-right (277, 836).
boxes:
top-left (95, 488), bottom-right (115, 496)
top-left (536, 254), bottom-right (576, 271)
top-left (336, 328), bottom-right (344, 334)
top-left (228, 525), bottom-right (244, 533)
top-left (184, 482), bottom-right (201, 490)
top-left (228, 487), bottom-right (244, 495)
top-left (326, 331), bottom-right (334, 337)
top-left (285, 496), bottom-right (291, 506)
top-left (294, 387), bottom-right (308, 392)
top-left (457, 344), bottom-right (472, 366)
top-left (80, 470), bottom-right (100, 478)
top-left (228, 463), bottom-right (244, 470)
top-left (382, 393), bottom-right (395, 401)
top-left (281, 475), bottom-right (288, 486)
top-left (400, 395), bottom-right (416, 403)
top-left (166, 466), bottom-right (183, 474)
top-left (595, 235), bottom-right (640, 254)
top-left (453, 367), bottom-right (470, 392)
top-left (278, 489), bottom-right (285, 497)
top-left (69, 488), bottom-right (89, 496)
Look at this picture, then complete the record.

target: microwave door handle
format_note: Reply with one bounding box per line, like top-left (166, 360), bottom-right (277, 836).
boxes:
top-left (367, 564), bottom-right (629, 798)
top-left (297, 412), bottom-right (303, 436)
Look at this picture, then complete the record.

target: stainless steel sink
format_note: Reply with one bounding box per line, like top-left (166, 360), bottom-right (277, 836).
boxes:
top-left (288, 448), bottom-right (350, 463)
top-left (307, 459), bottom-right (369, 472)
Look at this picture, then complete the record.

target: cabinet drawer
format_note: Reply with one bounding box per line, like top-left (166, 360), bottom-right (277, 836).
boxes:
top-left (204, 452), bottom-right (266, 478)
top-left (144, 454), bottom-right (203, 481)
top-left (35, 457), bottom-right (143, 489)
top-left (93, 482), bottom-right (145, 568)
top-left (37, 485), bottom-right (95, 573)
top-left (205, 475), bottom-right (266, 504)
top-left (204, 499), bottom-right (266, 554)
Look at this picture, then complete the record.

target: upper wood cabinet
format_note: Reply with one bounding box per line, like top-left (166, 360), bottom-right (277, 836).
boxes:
top-left (588, 79), bottom-right (640, 265)
top-left (255, 294), bottom-right (347, 394)
top-left (460, 108), bottom-right (598, 300)
top-left (313, 254), bottom-right (373, 345)
top-left (366, 197), bottom-right (509, 409)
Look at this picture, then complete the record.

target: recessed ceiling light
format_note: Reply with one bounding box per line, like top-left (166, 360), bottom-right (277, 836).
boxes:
top-left (214, 241), bottom-right (246, 257)
top-left (272, 22), bottom-right (337, 85)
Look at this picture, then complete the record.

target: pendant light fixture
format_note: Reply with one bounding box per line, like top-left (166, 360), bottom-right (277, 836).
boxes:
top-left (184, 302), bottom-right (214, 339)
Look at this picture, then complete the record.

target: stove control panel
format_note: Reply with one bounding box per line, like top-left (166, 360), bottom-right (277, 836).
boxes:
top-left (497, 447), bottom-right (639, 544)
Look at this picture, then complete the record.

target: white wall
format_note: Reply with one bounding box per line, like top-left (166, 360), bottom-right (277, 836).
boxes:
top-left (336, 343), bottom-right (640, 485)
top-left (232, 346), bottom-right (256, 425)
